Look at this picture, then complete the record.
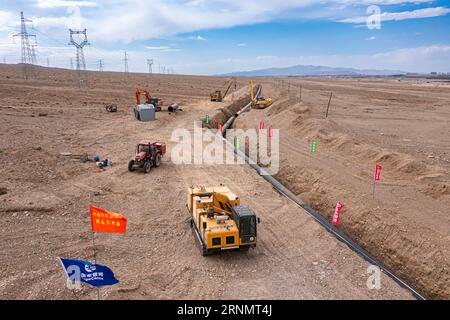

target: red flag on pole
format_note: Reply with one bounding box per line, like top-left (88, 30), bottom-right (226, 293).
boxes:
top-left (268, 126), bottom-right (273, 138)
top-left (218, 123), bottom-right (222, 135)
top-left (260, 119), bottom-right (265, 130)
top-left (374, 164), bottom-right (382, 181)
top-left (332, 201), bottom-right (343, 226)
top-left (90, 205), bottom-right (127, 234)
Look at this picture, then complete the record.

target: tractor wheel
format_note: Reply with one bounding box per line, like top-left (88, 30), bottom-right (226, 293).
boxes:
top-left (154, 153), bottom-right (162, 167)
top-left (143, 161), bottom-right (152, 173)
top-left (128, 160), bottom-right (135, 172)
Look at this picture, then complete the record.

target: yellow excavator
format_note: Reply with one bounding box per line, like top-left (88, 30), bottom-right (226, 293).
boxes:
top-left (210, 77), bottom-right (237, 102)
top-left (250, 80), bottom-right (273, 108)
top-left (187, 185), bottom-right (259, 256)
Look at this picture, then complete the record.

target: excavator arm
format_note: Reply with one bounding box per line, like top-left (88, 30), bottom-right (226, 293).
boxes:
top-left (135, 88), bottom-right (152, 105)
top-left (222, 77), bottom-right (237, 99)
top-left (212, 192), bottom-right (234, 215)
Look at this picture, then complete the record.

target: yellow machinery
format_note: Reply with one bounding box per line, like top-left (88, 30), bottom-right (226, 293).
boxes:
top-left (187, 186), bottom-right (259, 256)
top-left (210, 77), bottom-right (237, 102)
top-left (250, 80), bottom-right (273, 108)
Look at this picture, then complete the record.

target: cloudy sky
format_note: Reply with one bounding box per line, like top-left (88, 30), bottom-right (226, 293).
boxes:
top-left (0, 0), bottom-right (449, 74)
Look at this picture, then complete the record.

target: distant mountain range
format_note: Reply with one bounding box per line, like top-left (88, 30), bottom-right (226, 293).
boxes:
top-left (221, 64), bottom-right (406, 77)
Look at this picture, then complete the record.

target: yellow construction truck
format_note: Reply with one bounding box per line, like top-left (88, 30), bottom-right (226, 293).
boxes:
top-left (187, 186), bottom-right (259, 256)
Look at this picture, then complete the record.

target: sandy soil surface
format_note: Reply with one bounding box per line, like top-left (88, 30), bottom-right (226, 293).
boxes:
top-left (234, 76), bottom-right (450, 299)
top-left (0, 65), bottom-right (414, 300)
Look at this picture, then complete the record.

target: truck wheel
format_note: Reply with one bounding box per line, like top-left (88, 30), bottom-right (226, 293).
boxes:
top-left (143, 162), bottom-right (152, 173)
top-left (154, 153), bottom-right (162, 167)
top-left (128, 160), bottom-right (135, 172)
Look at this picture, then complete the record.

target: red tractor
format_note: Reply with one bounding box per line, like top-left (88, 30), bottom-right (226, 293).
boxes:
top-left (128, 140), bottom-right (166, 173)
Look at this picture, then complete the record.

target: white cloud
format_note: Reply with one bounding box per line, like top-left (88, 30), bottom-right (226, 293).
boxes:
top-left (144, 46), bottom-right (181, 52)
top-left (35, 0), bottom-right (98, 8)
top-left (237, 43), bottom-right (247, 47)
top-left (340, 6), bottom-right (450, 23)
top-left (84, 1), bottom-right (447, 43)
top-left (188, 35), bottom-right (206, 41)
top-left (0, 10), bottom-right (17, 31)
top-left (365, 36), bottom-right (376, 41)
top-left (2, 1), bottom-right (444, 43)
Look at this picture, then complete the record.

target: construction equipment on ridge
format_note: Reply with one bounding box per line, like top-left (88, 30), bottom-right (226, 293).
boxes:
top-left (250, 80), bottom-right (273, 109)
top-left (187, 185), bottom-right (260, 256)
top-left (210, 77), bottom-right (237, 102)
top-left (128, 140), bottom-right (166, 173)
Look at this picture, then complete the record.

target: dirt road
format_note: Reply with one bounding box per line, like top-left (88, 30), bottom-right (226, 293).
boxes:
top-left (0, 65), bottom-right (413, 299)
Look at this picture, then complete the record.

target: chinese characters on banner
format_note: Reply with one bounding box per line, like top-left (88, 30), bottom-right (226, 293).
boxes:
top-left (90, 205), bottom-right (127, 234)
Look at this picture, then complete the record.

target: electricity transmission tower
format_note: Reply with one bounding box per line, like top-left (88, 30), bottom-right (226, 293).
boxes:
top-left (13, 11), bottom-right (36, 79)
top-left (147, 59), bottom-right (153, 74)
top-left (46, 57), bottom-right (50, 67)
top-left (70, 58), bottom-right (74, 70)
top-left (97, 59), bottom-right (104, 71)
top-left (69, 29), bottom-right (89, 87)
top-left (123, 51), bottom-right (129, 73)
top-left (31, 44), bottom-right (37, 65)
top-left (69, 29), bottom-right (89, 70)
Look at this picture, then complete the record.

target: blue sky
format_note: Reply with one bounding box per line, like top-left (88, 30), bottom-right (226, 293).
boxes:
top-left (0, 0), bottom-right (449, 74)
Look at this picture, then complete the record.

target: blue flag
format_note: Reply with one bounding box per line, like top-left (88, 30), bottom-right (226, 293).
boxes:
top-left (59, 258), bottom-right (119, 287)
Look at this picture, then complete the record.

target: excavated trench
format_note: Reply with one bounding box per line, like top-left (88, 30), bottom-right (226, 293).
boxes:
top-left (213, 84), bottom-right (426, 300)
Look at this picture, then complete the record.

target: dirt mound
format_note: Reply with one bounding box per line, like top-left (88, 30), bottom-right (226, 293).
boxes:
top-left (203, 95), bottom-right (251, 129)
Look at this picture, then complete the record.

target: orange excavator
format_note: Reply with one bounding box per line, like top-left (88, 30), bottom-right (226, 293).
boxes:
top-left (135, 87), bottom-right (162, 111)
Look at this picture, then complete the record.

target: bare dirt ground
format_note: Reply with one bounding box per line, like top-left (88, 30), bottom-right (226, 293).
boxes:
top-left (235, 76), bottom-right (450, 299)
top-left (0, 65), bottom-right (416, 300)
